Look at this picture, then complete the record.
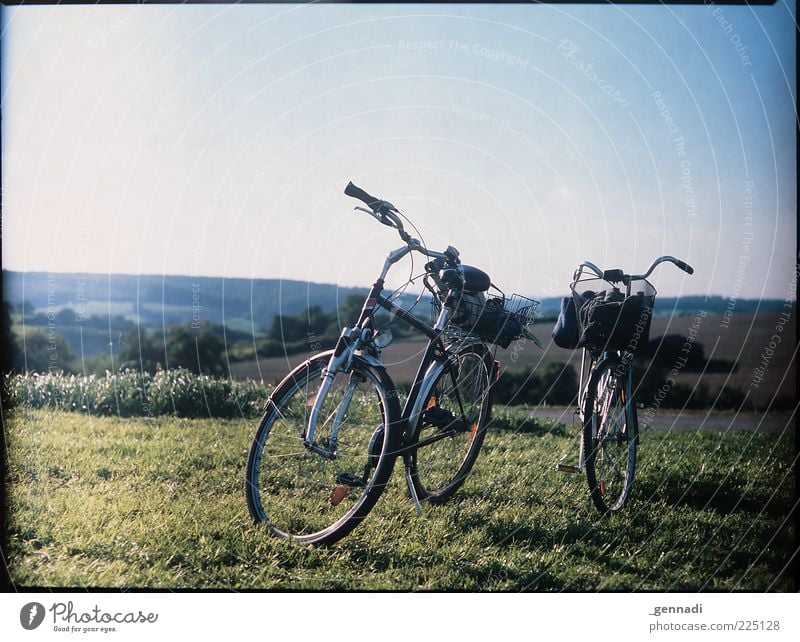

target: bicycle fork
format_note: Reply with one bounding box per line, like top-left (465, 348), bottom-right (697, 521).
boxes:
top-left (304, 346), bottom-right (353, 456)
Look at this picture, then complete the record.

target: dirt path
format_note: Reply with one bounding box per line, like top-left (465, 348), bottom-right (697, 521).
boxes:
top-left (527, 406), bottom-right (795, 432)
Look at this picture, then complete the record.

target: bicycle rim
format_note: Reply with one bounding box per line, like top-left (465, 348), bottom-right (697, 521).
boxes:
top-left (409, 344), bottom-right (492, 503)
top-left (246, 353), bottom-right (398, 544)
top-left (583, 358), bottom-right (636, 513)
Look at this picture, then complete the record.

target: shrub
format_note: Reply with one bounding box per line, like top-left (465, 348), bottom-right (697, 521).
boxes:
top-left (5, 368), bottom-right (270, 419)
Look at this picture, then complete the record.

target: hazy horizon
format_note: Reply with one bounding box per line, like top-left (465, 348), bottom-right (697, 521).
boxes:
top-left (2, 267), bottom-right (790, 304)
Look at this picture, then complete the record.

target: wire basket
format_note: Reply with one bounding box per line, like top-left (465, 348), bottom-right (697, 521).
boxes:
top-left (434, 291), bottom-right (540, 348)
top-left (508, 293), bottom-right (540, 330)
top-left (570, 276), bottom-right (656, 354)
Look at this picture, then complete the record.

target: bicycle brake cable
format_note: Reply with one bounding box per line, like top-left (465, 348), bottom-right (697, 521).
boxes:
top-left (397, 209), bottom-right (427, 252)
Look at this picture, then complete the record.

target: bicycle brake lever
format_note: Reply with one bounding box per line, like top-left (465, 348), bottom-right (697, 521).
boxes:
top-left (355, 206), bottom-right (390, 226)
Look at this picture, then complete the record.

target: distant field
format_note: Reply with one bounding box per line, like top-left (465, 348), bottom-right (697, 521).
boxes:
top-left (4, 409), bottom-right (794, 590)
top-left (229, 311), bottom-right (796, 407)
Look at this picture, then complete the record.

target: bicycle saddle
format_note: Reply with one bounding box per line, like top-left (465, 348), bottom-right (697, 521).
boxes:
top-left (440, 265), bottom-right (491, 292)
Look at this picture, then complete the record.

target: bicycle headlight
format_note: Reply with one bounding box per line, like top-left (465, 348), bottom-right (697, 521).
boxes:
top-left (373, 329), bottom-right (393, 349)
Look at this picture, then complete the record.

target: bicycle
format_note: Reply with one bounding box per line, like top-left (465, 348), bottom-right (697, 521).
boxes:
top-left (245, 182), bottom-right (539, 545)
top-left (554, 256), bottom-right (693, 513)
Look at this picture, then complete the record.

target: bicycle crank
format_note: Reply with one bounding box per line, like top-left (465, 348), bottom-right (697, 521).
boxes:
top-left (422, 406), bottom-right (469, 433)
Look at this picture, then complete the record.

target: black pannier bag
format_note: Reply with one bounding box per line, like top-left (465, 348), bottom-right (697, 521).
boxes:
top-left (577, 289), bottom-right (652, 353)
top-left (552, 296), bottom-right (580, 349)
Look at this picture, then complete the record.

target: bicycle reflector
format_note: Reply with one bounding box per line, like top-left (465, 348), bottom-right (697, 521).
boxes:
top-left (330, 486), bottom-right (349, 507)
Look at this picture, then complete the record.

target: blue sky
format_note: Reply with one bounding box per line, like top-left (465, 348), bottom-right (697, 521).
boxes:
top-left (2, 2), bottom-right (796, 299)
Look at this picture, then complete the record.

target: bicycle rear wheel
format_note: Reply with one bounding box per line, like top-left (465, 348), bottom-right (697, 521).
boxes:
top-left (582, 356), bottom-right (637, 513)
top-left (245, 351), bottom-right (401, 545)
top-left (408, 343), bottom-right (494, 504)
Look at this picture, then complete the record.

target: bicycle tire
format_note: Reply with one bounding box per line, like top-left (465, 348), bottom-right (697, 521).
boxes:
top-left (582, 355), bottom-right (637, 513)
top-left (407, 343), bottom-right (494, 504)
top-left (245, 350), bottom-right (401, 545)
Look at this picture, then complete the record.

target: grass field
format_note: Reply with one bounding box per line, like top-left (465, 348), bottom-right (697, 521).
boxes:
top-left (3, 408), bottom-right (795, 591)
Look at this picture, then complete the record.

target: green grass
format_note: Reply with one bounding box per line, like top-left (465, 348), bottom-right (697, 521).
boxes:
top-left (3, 408), bottom-right (795, 590)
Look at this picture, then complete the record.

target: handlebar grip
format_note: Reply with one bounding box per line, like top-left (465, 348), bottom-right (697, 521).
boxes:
top-left (602, 269), bottom-right (625, 283)
top-left (344, 181), bottom-right (381, 209)
top-left (674, 259), bottom-right (694, 275)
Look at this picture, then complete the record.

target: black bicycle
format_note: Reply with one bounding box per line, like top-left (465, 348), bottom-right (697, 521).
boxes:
top-left (245, 182), bottom-right (539, 544)
top-left (555, 256), bottom-right (693, 513)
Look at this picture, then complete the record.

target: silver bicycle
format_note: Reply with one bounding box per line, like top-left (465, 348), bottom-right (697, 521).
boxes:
top-left (557, 256), bottom-right (693, 513)
top-left (245, 182), bottom-right (538, 544)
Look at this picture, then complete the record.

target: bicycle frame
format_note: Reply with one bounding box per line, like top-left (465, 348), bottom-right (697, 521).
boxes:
top-left (304, 238), bottom-right (493, 454)
top-left (305, 243), bottom-right (446, 437)
top-left (300, 239), bottom-right (497, 513)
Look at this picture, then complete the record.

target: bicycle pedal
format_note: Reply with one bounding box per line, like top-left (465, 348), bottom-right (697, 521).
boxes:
top-left (557, 464), bottom-right (580, 474)
top-left (335, 472), bottom-right (366, 488)
top-left (330, 472), bottom-right (367, 507)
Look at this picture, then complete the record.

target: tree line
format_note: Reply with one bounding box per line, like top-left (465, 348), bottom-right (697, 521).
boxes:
top-left (3, 294), bottom-right (422, 377)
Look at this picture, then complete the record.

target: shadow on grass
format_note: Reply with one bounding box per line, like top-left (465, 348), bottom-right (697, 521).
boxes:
top-left (489, 412), bottom-right (568, 437)
top-left (483, 515), bottom-right (601, 551)
top-left (636, 475), bottom-right (790, 519)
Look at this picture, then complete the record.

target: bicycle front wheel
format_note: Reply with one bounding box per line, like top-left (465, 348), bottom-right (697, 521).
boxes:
top-left (582, 356), bottom-right (637, 513)
top-left (245, 351), bottom-right (401, 545)
top-left (408, 343), bottom-right (494, 504)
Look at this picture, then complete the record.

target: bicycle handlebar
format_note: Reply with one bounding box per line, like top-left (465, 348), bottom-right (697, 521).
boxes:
top-left (671, 259), bottom-right (694, 275)
top-left (577, 261), bottom-right (604, 279)
top-left (344, 181), bottom-right (461, 268)
top-left (344, 181), bottom-right (408, 232)
top-left (574, 256), bottom-right (694, 283)
top-left (344, 181), bottom-right (382, 210)
top-left (634, 256), bottom-right (694, 280)
top-left (345, 181), bottom-right (399, 220)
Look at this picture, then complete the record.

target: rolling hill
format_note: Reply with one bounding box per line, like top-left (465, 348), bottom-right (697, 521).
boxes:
top-left (3, 271), bottom-right (792, 360)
